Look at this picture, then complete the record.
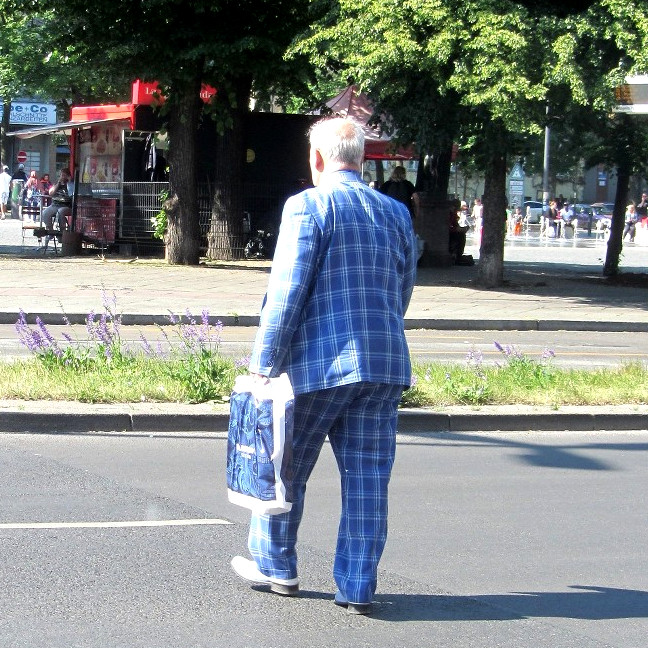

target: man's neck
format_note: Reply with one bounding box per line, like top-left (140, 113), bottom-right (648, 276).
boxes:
top-left (323, 162), bottom-right (360, 174)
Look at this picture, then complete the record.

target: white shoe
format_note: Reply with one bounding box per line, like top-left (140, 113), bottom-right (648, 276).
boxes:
top-left (230, 556), bottom-right (299, 596)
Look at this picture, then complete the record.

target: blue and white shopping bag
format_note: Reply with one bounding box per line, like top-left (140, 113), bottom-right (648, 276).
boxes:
top-left (226, 373), bottom-right (294, 515)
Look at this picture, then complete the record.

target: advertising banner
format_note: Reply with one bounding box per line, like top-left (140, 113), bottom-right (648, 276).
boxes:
top-left (79, 124), bottom-right (122, 183)
top-left (0, 102), bottom-right (57, 125)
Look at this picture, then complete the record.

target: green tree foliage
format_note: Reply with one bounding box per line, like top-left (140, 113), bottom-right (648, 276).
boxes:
top-left (10, 0), bottom-right (318, 264)
top-left (296, 0), bottom-right (648, 285)
top-left (0, 2), bottom-right (131, 163)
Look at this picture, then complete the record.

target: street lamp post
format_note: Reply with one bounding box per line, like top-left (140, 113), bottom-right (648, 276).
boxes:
top-left (542, 104), bottom-right (550, 206)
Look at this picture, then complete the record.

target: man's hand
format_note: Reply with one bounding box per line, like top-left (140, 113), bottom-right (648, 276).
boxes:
top-left (249, 372), bottom-right (270, 384)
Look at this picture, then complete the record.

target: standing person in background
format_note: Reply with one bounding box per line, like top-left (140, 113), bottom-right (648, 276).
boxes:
top-left (10, 164), bottom-right (28, 218)
top-left (458, 200), bottom-right (471, 228)
top-left (20, 172), bottom-right (40, 221)
top-left (541, 199), bottom-right (559, 237)
top-left (230, 117), bottom-right (418, 616)
top-left (11, 163), bottom-right (27, 184)
top-left (39, 173), bottom-right (53, 206)
top-left (623, 203), bottom-right (638, 243)
top-left (379, 165), bottom-right (416, 216)
top-left (0, 165), bottom-right (11, 219)
top-left (471, 198), bottom-right (483, 239)
top-left (558, 201), bottom-right (574, 238)
top-left (636, 191), bottom-right (648, 225)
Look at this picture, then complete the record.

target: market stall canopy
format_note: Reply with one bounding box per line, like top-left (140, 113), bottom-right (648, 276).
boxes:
top-left (7, 117), bottom-right (131, 139)
top-left (324, 86), bottom-right (415, 160)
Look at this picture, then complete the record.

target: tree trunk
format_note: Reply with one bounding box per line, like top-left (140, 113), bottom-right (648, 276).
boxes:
top-left (375, 160), bottom-right (385, 186)
top-left (415, 153), bottom-right (430, 191)
top-left (477, 124), bottom-right (508, 288)
top-left (165, 77), bottom-right (203, 265)
top-left (603, 164), bottom-right (630, 277)
top-left (415, 144), bottom-right (453, 198)
top-left (206, 77), bottom-right (252, 261)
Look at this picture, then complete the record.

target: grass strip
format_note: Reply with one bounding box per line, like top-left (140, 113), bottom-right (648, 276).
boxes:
top-left (1, 356), bottom-right (646, 407)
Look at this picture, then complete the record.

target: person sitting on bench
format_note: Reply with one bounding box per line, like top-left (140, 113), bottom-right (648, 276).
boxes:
top-left (41, 168), bottom-right (72, 248)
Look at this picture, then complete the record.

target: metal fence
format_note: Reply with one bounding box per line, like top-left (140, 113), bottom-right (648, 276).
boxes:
top-left (86, 180), bottom-right (297, 256)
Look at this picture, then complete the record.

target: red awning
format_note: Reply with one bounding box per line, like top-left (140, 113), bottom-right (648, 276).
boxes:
top-left (324, 86), bottom-right (415, 160)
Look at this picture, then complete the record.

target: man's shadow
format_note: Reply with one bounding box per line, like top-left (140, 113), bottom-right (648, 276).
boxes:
top-left (358, 585), bottom-right (648, 622)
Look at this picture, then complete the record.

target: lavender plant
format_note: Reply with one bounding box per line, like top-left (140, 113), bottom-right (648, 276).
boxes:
top-left (403, 341), bottom-right (558, 407)
top-left (157, 309), bottom-right (234, 402)
top-left (15, 291), bottom-right (124, 370)
top-left (443, 346), bottom-right (492, 404)
top-left (15, 293), bottom-right (240, 403)
top-left (493, 341), bottom-right (555, 388)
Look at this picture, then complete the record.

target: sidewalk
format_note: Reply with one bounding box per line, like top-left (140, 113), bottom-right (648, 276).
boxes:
top-left (1, 216), bottom-right (647, 331)
top-left (1, 216), bottom-right (647, 433)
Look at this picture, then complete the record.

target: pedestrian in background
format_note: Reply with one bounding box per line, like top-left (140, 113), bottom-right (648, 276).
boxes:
top-left (472, 197), bottom-right (483, 238)
top-left (379, 165), bottom-right (416, 215)
top-left (559, 201), bottom-right (574, 238)
top-left (20, 172), bottom-right (40, 221)
top-left (623, 203), bottom-right (638, 243)
top-left (0, 165), bottom-right (11, 219)
top-left (541, 199), bottom-right (559, 238)
top-left (636, 191), bottom-right (648, 225)
top-left (231, 117), bottom-right (418, 615)
top-left (39, 174), bottom-right (53, 207)
top-left (11, 163), bottom-right (27, 184)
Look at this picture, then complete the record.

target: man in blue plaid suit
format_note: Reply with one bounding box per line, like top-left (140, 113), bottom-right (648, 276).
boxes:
top-left (231, 117), bottom-right (418, 615)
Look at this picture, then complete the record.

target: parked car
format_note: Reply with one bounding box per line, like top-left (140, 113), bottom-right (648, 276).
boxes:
top-left (588, 202), bottom-right (614, 233)
top-left (524, 200), bottom-right (544, 224)
top-left (571, 203), bottom-right (594, 229)
top-left (591, 202), bottom-right (614, 217)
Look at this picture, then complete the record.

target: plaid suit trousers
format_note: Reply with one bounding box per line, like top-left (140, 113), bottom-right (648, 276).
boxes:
top-left (248, 381), bottom-right (403, 604)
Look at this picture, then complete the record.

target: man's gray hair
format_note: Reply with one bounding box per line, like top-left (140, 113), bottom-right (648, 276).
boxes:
top-left (309, 117), bottom-right (365, 167)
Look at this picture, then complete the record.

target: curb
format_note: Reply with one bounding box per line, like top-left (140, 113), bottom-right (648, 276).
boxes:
top-left (396, 410), bottom-right (648, 433)
top-left (1, 410), bottom-right (646, 435)
top-left (3, 311), bottom-right (648, 332)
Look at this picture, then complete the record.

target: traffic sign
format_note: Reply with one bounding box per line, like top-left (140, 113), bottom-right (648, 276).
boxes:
top-left (16, 150), bottom-right (27, 164)
top-left (509, 162), bottom-right (524, 181)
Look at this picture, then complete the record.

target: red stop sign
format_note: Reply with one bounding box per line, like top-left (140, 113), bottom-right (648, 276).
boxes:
top-left (16, 151), bottom-right (28, 164)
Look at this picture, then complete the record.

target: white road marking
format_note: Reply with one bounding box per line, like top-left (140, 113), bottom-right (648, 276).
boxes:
top-left (0, 518), bottom-right (232, 529)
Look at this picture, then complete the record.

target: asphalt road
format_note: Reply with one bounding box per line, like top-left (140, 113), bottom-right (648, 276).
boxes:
top-left (0, 429), bottom-right (646, 647)
top-left (2, 323), bottom-right (648, 369)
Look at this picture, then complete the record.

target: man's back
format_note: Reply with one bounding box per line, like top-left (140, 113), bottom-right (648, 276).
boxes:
top-left (250, 169), bottom-right (417, 395)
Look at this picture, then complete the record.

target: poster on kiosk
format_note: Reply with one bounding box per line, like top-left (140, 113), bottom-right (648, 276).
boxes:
top-left (78, 123), bottom-right (123, 184)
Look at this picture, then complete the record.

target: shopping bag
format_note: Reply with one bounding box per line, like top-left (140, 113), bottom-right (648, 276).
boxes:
top-left (226, 373), bottom-right (294, 515)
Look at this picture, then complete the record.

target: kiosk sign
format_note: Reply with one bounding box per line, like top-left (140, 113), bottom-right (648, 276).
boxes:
top-left (0, 102), bottom-right (57, 125)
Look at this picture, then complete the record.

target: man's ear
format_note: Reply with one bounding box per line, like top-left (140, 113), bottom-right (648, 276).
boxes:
top-left (313, 149), bottom-right (325, 173)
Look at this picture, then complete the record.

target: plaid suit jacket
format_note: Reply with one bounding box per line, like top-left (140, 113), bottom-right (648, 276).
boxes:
top-left (248, 170), bottom-right (418, 395)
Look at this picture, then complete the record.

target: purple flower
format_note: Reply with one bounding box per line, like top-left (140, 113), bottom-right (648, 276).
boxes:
top-left (541, 347), bottom-right (556, 361)
top-left (235, 355), bottom-right (250, 369)
top-left (139, 333), bottom-right (155, 357)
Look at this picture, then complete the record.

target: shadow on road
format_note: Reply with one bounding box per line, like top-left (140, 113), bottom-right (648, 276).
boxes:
top-left (366, 585), bottom-right (648, 622)
top-left (399, 432), bottom-right (648, 472)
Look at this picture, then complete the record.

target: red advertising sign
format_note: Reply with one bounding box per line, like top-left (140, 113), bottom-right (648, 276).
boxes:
top-left (131, 80), bottom-right (216, 106)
